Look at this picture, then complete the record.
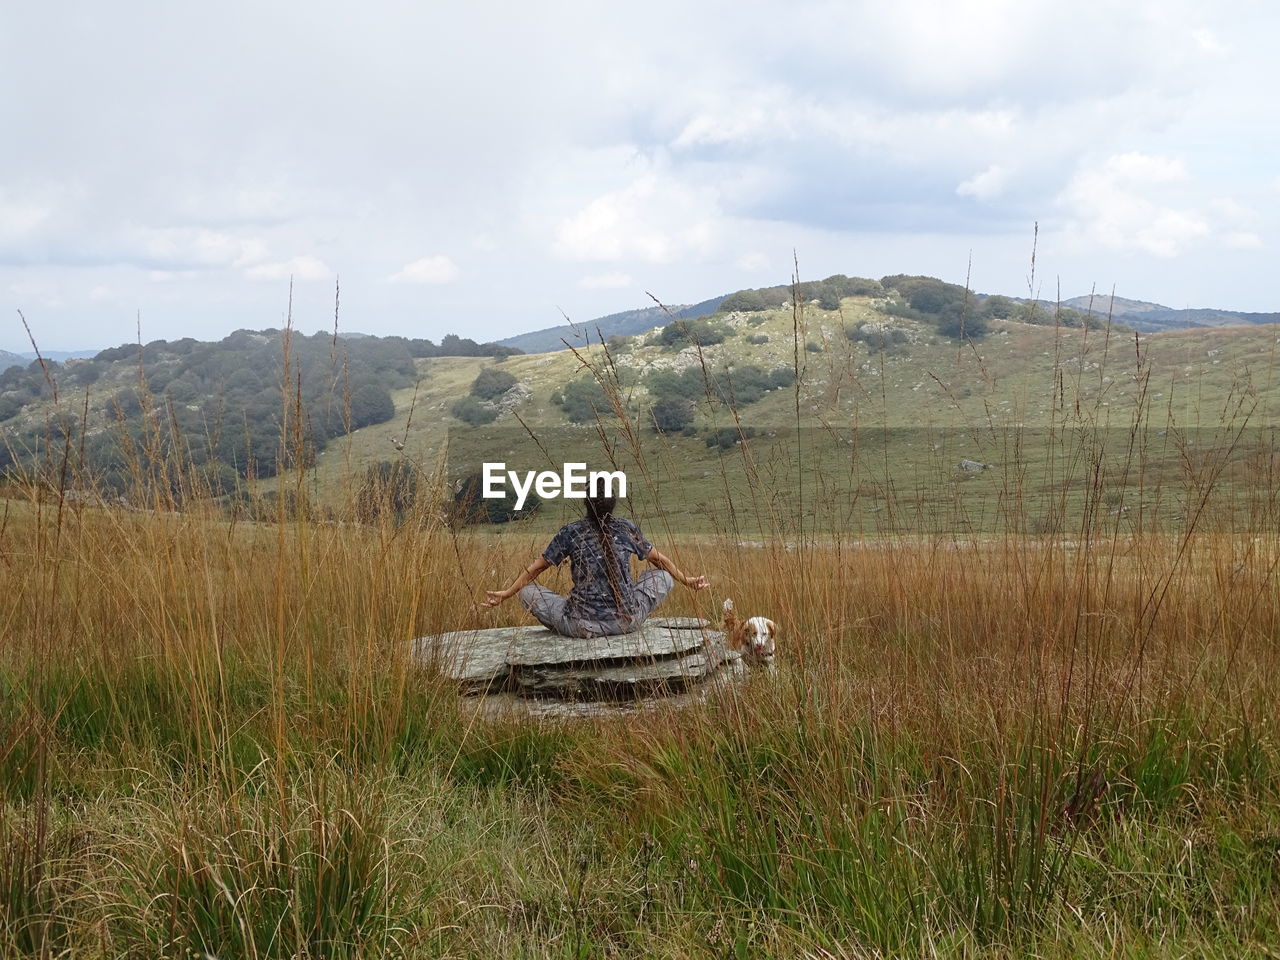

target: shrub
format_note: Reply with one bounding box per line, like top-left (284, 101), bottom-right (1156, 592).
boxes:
top-left (704, 426), bottom-right (758, 450)
top-left (878, 300), bottom-right (925, 321)
top-left (806, 341), bottom-right (823, 353)
top-left (938, 303), bottom-right (990, 341)
top-left (746, 333), bottom-right (770, 345)
top-left (650, 397), bottom-right (695, 434)
top-left (471, 367), bottom-right (517, 401)
top-left (658, 319), bottom-right (726, 348)
top-left (848, 324), bottom-right (910, 354)
top-left (647, 363), bottom-right (788, 410)
top-left (450, 396), bottom-right (497, 426)
top-left (982, 295), bottom-right (1017, 320)
top-left (451, 472), bottom-right (541, 524)
top-left (553, 377), bottom-right (615, 423)
top-left (768, 367), bottom-right (796, 389)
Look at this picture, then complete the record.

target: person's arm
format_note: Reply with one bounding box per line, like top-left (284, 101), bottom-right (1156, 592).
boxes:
top-left (646, 547), bottom-right (709, 590)
top-left (483, 556), bottom-right (552, 606)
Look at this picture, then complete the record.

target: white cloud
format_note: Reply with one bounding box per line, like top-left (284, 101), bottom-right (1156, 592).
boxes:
top-left (1058, 153), bottom-right (1209, 257)
top-left (1223, 232), bottom-right (1263, 249)
top-left (0, 194), bottom-right (52, 242)
top-left (579, 272), bottom-right (632, 289)
top-left (245, 256), bottom-right (330, 281)
top-left (957, 165), bottom-right (1010, 201)
top-left (8, 279), bottom-right (64, 309)
top-left (135, 227), bottom-right (270, 269)
top-left (736, 251), bottom-right (770, 272)
top-left (553, 174), bottom-right (719, 263)
top-left (389, 255), bottom-right (460, 284)
top-left (1190, 27), bottom-right (1226, 56)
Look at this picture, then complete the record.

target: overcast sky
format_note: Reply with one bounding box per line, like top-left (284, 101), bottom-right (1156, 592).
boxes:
top-left (3, 0), bottom-right (1277, 352)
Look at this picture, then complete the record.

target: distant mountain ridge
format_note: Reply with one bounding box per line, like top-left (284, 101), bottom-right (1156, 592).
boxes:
top-left (503, 286), bottom-right (1278, 353)
top-left (1, 348), bottom-right (103, 373)
top-left (497, 295), bottom-right (729, 353)
top-left (1059, 295), bottom-right (1280, 332)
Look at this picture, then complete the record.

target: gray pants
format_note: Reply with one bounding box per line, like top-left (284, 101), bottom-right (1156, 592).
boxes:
top-left (519, 570), bottom-right (674, 638)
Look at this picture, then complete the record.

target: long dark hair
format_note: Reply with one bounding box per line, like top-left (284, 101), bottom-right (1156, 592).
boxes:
top-left (585, 483), bottom-right (630, 624)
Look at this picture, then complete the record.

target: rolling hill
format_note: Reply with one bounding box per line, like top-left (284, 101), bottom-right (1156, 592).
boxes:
top-left (307, 297), bottom-right (1280, 536)
top-left (5, 276), bottom-right (1278, 535)
top-left (496, 295), bottom-right (728, 353)
top-left (1059, 294), bottom-right (1280, 332)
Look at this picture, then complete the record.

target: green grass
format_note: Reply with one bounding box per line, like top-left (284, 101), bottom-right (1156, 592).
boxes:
top-left (3, 301), bottom-right (1280, 957)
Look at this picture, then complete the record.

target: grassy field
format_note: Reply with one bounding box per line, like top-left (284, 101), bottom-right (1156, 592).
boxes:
top-left (3, 300), bottom-right (1280, 957)
top-left (3, 452), bottom-right (1280, 957)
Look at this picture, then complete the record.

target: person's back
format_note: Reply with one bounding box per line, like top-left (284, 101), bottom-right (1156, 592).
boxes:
top-left (541, 515), bottom-right (652, 628)
top-left (481, 485), bottom-right (710, 637)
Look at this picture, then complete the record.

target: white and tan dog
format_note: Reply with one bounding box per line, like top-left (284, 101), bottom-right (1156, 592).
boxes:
top-left (721, 598), bottom-right (778, 665)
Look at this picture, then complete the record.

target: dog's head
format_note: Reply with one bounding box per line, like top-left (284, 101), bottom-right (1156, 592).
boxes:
top-left (742, 616), bottom-right (778, 663)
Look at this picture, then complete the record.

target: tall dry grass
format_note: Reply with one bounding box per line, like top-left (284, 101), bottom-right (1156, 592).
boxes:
top-left (2, 293), bottom-right (1279, 958)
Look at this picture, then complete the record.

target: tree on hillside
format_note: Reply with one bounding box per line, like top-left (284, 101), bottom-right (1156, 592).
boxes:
top-left (471, 367), bottom-right (517, 400)
top-left (659, 318), bottom-right (726, 348)
top-left (982, 295), bottom-right (1017, 320)
top-left (650, 397), bottom-right (695, 434)
top-left (720, 290), bottom-right (767, 312)
top-left (906, 280), bottom-right (970, 315)
top-left (552, 377), bottom-right (616, 423)
top-left (937, 303), bottom-right (989, 341)
top-left (348, 383), bottom-right (396, 429)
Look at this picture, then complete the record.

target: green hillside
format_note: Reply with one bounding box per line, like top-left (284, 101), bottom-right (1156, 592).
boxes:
top-left (6, 281), bottom-right (1278, 537)
top-left (309, 296), bottom-right (1280, 537)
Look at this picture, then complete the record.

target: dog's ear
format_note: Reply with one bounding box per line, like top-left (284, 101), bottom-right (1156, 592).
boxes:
top-left (763, 619), bottom-right (779, 638)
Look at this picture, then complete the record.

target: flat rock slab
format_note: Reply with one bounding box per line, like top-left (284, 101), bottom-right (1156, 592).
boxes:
top-left (412, 617), bottom-right (724, 697)
top-left (513, 645), bottom-right (740, 700)
top-left (507, 625), bottom-right (709, 667)
top-left (645, 617), bottom-right (712, 630)
top-left (477, 658), bottom-right (749, 720)
top-left (410, 626), bottom-right (528, 691)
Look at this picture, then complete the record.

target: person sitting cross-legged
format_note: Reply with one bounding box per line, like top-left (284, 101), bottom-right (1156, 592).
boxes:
top-left (482, 487), bottom-right (709, 637)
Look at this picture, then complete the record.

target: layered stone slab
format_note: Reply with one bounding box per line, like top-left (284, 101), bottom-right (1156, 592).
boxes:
top-left (512, 645), bottom-right (740, 699)
top-left (412, 616), bottom-right (731, 700)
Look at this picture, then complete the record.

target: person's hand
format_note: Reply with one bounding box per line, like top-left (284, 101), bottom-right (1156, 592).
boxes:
top-left (684, 574), bottom-right (710, 591)
top-left (483, 590), bottom-right (510, 607)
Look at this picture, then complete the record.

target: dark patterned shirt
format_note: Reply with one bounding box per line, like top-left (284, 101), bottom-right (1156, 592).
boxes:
top-left (541, 517), bottom-right (654, 624)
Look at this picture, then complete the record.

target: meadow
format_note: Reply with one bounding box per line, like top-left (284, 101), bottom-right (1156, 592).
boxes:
top-left (3, 305), bottom-right (1280, 958)
top-left (3, 470), bottom-right (1280, 957)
